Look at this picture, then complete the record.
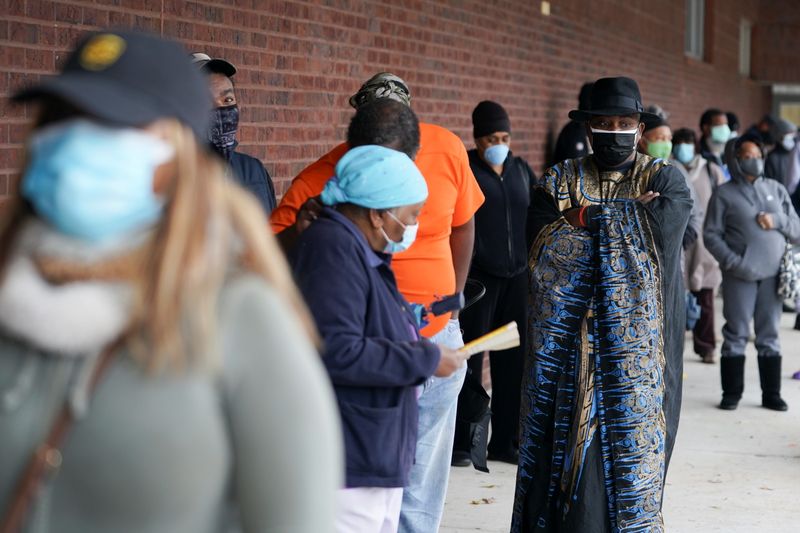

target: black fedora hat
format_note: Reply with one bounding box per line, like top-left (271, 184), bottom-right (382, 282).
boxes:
top-left (568, 77), bottom-right (658, 122)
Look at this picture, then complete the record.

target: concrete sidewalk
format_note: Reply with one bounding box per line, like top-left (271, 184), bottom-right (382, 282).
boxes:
top-left (441, 305), bottom-right (800, 532)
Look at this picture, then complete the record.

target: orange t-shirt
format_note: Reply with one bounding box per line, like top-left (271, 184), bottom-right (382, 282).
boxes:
top-left (270, 122), bottom-right (485, 337)
top-left (270, 142), bottom-right (350, 233)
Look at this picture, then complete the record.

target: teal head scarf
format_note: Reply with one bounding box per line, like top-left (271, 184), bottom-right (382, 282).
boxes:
top-left (321, 145), bottom-right (428, 209)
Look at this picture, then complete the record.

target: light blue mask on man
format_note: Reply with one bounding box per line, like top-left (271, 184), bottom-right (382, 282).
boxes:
top-left (22, 119), bottom-right (174, 242)
top-left (710, 124), bottom-right (731, 144)
top-left (674, 143), bottom-right (695, 165)
top-left (483, 144), bottom-right (510, 166)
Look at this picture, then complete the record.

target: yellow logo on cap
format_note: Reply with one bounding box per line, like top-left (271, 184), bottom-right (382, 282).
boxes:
top-left (79, 34), bottom-right (126, 71)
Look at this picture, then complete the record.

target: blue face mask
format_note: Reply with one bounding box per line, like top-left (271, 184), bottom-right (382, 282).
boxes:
top-left (381, 210), bottom-right (419, 254)
top-left (22, 120), bottom-right (173, 242)
top-left (483, 144), bottom-right (510, 166)
top-left (674, 143), bottom-right (695, 165)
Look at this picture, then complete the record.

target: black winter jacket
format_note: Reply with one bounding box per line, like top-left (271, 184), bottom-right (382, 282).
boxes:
top-left (468, 149), bottom-right (537, 278)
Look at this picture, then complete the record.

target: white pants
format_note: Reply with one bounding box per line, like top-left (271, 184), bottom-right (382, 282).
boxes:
top-left (336, 487), bottom-right (404, 533)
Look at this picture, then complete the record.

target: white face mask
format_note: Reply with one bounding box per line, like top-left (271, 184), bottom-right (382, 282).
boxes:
top-left (782, 133), bottom-right (796, 152)
top-left (380, 210), bottom-right (419, 254)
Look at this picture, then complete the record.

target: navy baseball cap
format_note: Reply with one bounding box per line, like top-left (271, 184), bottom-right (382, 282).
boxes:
top-left (13, 30), bottom-right (211, 139)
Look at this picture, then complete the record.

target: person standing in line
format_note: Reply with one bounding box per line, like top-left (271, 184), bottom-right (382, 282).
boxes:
top-left (704, 135), bottom-right (800, 412)
top-left (744, 114), bottom-right (778, 150)
top-left (271, 73), bottom-right (484, 533)
top-left (699, 108), bottom-right (732, 182)
top-left (726, 112), bottom-right (741, 139)
top-left (672, 127), bottom-right (725, 364)
top-left (0, 30), bottom-right (341, 533)
top-left (765, 118), bottom-right (798, 192)
top-left (637, 116), bottom-right (701, 266)
top-left (451, 101), bottom-right (537, 467)
top-left (192, 52), bottom-right (277, 214)
top-left (291, 145), bottom-right (469, 533)
top-left (552, 82), bottom-right (594, 165)
top-left (513, 77), bottom-right (692, 532)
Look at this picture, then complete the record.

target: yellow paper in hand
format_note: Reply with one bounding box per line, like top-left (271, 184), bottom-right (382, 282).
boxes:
top-left (459, 322), bottom-right (520, 357)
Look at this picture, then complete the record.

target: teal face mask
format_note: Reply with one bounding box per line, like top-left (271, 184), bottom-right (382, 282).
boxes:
top-left (674, 143), bottom-right (695, 165)
top-left (710, 124), bottom-right (731, 144)
top-left (22, 119), bottom-right (173, 242)
top-left (646, 140), bottom-right (673, 160)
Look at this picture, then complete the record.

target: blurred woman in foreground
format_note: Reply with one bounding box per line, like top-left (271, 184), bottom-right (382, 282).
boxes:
top-left (0, 30), bottom-right (341, 532)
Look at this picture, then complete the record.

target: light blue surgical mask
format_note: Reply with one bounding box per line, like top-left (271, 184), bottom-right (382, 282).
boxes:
top-left (483, 143), bottom-right (510, 166)
top-left (710, 124), bottom-right (731, 144)
top-left (22, 119), bottom-right (173, 242)
top-left (381, 210), bottom-right (419, 254)
top-left (674, 143), bottom-right (696, 165)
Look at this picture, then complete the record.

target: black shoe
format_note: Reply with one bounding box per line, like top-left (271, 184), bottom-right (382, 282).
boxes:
top-left (758, 355), bottom-right (789, 412)
top-left (451, 449), bottom-right (472, 467)
top-left (719, 395), bottom-right (740, 410)
top-left (719, 355), bottom-right (745, 411)
top-left (794, 314), bottom-right (800, 331)
top-left (763, 395), bottom-right (789, 411)
top-left (487, 447), bottom-right (519, 464)
top-left (783, 301), bottom-right (796, 313)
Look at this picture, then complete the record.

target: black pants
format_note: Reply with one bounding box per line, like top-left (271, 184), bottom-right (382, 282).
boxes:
top-left (692, 288), bottom-right (716, 356)
top-left (454, 269), bottom-right (528, 454)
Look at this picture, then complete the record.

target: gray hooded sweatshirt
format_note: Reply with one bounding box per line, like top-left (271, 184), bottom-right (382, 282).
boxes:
top-left (704, 148), bottom-right (800, 281)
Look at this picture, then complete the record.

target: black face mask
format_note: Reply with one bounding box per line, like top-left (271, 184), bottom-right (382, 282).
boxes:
top-left (209, 105), bottom-right (239, 160)
top-left (590, 129), bottom-right (638, 168)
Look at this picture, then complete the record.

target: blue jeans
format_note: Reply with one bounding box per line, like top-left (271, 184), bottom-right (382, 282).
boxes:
top-left (399, 318), bottom-right (467, 533)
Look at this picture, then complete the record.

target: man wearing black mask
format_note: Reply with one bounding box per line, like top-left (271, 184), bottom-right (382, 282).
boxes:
top-left (192, 53), bottom-right (276, 214)
top-left (514, 77), bottom-right (692, 532)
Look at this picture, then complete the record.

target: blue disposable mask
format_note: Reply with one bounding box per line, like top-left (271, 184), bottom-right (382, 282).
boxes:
top-left (483, 144), bottom-right (510, 166)
top-left (381, 210), bottom-right (419, 254)
top-left (710, 124), bottom-right (731, 144)
top-left (674, 143), bottom-right (695, 165)
top-left (22, 119), bottom-right (173, 242)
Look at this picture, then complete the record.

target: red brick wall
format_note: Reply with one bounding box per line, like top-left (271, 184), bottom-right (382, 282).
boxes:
top-left (0, 0), bottom-right (787, 203)
top-left (752, 0), bottom-right (800, 84)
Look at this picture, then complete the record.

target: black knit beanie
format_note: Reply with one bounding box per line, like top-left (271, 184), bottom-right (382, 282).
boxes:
top-left (472, 100), bottom-right (511, 139)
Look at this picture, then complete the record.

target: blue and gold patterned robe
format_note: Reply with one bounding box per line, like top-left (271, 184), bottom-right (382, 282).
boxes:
top-left (512, 154), bottom-right (692, 533)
